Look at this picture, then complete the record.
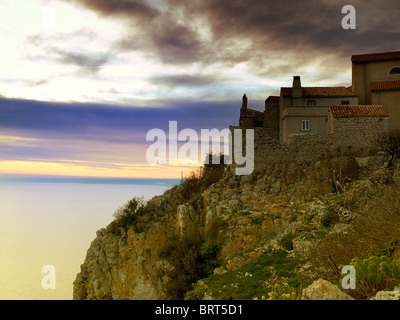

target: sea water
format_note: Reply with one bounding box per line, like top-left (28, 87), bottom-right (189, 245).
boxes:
top-left (0, 177), bottom-right (179, 300)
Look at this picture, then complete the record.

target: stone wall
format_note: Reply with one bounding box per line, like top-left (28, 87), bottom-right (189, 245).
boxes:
top-left (230, 126), bottom-right (385, 175)
top-left (328, 116), bottom-right (389, 148)
top-left (239, 107), bottom-right (264, 127)
top-left (263, 104), bottom-right (280, 139)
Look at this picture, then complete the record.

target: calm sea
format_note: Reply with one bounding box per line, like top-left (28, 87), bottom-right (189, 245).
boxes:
top-left (0, 176), bottom-right (180, 300)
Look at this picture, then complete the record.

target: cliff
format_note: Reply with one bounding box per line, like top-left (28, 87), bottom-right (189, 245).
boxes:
top-left (73, 150), bottom-right (400, 300)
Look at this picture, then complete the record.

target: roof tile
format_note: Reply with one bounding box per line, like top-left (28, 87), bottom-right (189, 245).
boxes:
top-left (329, 105), bottom-right (388, 118)
top-left (371, 80), bottom-right (400, 91)
top-left (351, 51), bottom-right (400, 63)
top-left (265, 96), bottom-right (280, 103)
top-left (281, 87), bottom-right (356, 98)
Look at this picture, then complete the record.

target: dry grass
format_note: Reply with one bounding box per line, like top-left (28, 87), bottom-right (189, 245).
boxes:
top-left (308, 182), bottom-right (400, 283)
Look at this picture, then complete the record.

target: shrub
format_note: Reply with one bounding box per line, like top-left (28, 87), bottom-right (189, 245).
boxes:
top-left (320, 210), bottom-right (339, 228)
top-left (184, 282), bottom-right (207, 300)
top-left (108, 196), bottom-right (148, 234)
top-left (254, 283), bottom-right (297, 300)
top-left (199, 238), bottom-right (221, 276)
top-left (160, 226), bottom-right (205, 299)
top-left (279, 232), bottom-right (295, 251)
top-left (180, 156), bottom-right (225, 200)
top-left (375, 130), bottom-right (400, 166)
top-left (160, 224), bottom-right (222, 300)
top-left (343, 255), bottom-right (400, 299)
top-left (202, 250), bottom-right (311, 300)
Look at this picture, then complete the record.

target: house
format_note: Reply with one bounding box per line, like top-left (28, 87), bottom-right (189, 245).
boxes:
top-left (237, 50), bottom-right (398, 144)
top-left (351, 51), bottom-right (400, 130)
top-left (278, 76), bottom-right (358, 143)
top-left (327, 105), bottom-right (389, 146)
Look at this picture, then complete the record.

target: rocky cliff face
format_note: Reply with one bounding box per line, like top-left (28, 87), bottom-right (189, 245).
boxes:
top-left (73, 153), bottom-right (399, 300)
top-left (74, 223), bottom-right (170, 300)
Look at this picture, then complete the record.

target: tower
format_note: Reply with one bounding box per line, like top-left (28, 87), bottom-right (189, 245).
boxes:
top-left (242, 94), bottom-right (248, 109)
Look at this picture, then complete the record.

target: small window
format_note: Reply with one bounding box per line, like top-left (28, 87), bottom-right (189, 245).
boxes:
top-left (307, 100), bottom-right (316, 106)
top-left (341, 101), bottom-right (350, 105)
top-left (301, 120), bottom-right (310, 131)
top-left (389, 67), bottom-right (400, 75)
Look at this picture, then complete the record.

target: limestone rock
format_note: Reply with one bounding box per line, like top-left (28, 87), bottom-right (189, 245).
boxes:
top-left (301, 279), bottom-right (354, 300)
top-left (370, 287), bottom-right (400, 300)
top-left (73, 222), bottom-right (170, 300)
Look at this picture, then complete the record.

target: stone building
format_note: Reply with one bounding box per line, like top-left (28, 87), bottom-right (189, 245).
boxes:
top-left (351, 51), bottom-right (400, 130)
top-left (237, 50), bottom-right (397, 145)
top-left (327, 105), bottom-right (389, 147)
top-left (239, 94), bottom-right (264, 128)
top-left (278, 76), bottom-right (358, 143)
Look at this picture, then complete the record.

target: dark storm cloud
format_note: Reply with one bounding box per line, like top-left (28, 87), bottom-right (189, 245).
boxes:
top-left (69, 0), bottom-right (158, 18)
top-left (69, 0), bottom-right (400, 72)
top-left (200, 0), bottom-right (400, 52)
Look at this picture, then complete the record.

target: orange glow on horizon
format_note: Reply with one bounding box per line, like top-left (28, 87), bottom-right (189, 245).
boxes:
top-left (0, 160), bottom-right (201, 179)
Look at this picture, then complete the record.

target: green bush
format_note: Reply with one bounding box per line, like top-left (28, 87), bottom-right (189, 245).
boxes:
top-left (160, 226), bottom-right (205, 299)
top-left (108, 196), bottom-right (148, 234)
top-left (344, 255), bottom-right (400, 299)
top-left (199, 238), bottom-right (221, 276)
top-left (160, 225), bottom-right (222, 300)
top-left (254, 283), bottom-right (297, 300)
top-left (184, 282), bottom-right (207, 300)
top-left (202, 250), bottom-right (311, 300)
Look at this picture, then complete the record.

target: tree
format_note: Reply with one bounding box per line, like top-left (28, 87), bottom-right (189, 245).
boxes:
top-left (375, 130), bottom-right (400, 167)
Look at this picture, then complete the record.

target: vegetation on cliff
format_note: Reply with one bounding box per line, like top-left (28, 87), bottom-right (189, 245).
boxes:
top-left (74, 136), bottom-right (400, 300)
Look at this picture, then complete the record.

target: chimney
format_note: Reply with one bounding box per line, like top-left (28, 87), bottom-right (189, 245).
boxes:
top-left (242, 94), bottom-right (248, 108)
top-left (292, 76), bottom-right (302, 103)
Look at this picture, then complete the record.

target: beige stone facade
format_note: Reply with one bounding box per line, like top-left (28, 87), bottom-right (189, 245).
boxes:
top-left (352, 51), bottom-right (400, 130)
top-left (238, 50), bottom-right (397, 146)
top-left (279, 76), bottom-right (358, 143)
top-left (327, 105), bottom-right (389, 147)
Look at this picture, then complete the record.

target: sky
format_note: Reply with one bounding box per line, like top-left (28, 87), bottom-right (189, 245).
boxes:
top-left (1, 0), bottom-right (400, 179)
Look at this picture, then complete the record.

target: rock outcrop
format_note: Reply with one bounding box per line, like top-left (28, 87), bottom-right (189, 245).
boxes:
top-left (371, 287), bottom-right (400, 300)
top-left (73, 153), bottom-right (400, 300)
top-left (301, 279), bottom-right (354, 300)
top-left (73, 223), bottom-right (171, 300)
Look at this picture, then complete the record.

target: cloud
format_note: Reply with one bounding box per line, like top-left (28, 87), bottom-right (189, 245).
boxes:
top-left (0, 97), bottom-right (238, 143)
top-left (150, 74), bottom-right (221, 87)
top-left (26, 79), bottom-right (48, 87)
top-left (66, 0), bottom-right (400, 77)
top-left (70, 0), bottom-right (158, 18)
top-left (0, 96), bottom-right (240, 177)
top-left (3, 0), bottom-right (400, 106)
top-left (53, 48), bottom-right (111, 73)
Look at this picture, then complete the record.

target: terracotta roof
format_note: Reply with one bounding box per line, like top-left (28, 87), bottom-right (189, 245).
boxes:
top-left (281, 87), bottom-right (357, 98)
top-left (351, 51), bottom-right (400, 64)
top-left (371, 80), bottom-right (400, 91)
top-left (329, 105), bottom-right (388, 118)
top-left (265, 96), bottom-right (280, 103)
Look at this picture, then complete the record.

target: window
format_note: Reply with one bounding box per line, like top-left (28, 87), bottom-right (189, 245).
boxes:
top-left (389, 66), bottom-right (400, 75)
top-left (307, 100), bottom-right (316, 106)
top-left (301, 120), bottom-right (310, 131)
top-left (341, 101), bottom-right (350, 105)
